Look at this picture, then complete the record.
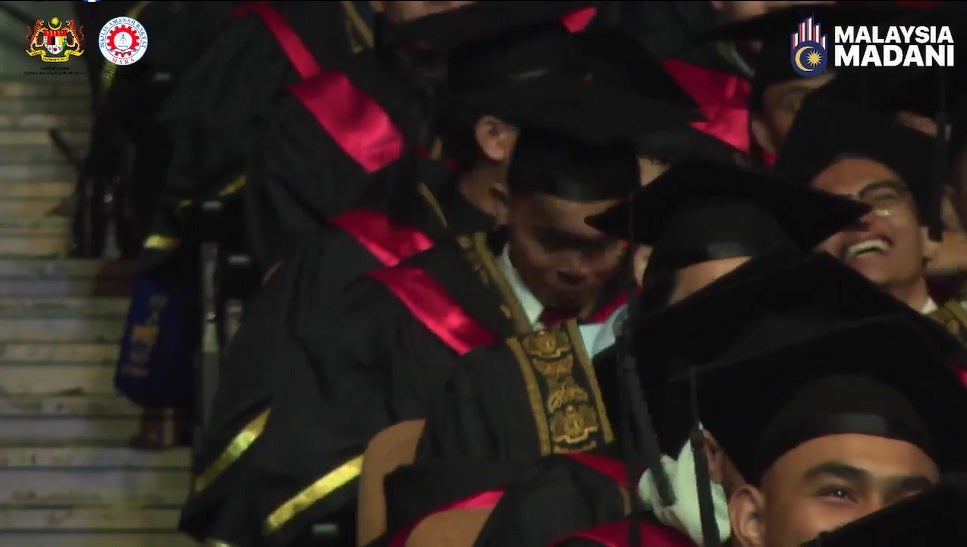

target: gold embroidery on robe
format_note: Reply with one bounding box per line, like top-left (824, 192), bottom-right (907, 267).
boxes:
top-left (928, 299), bottom-right (967, 347)
top-left (341, 1), bottom-right (374, 54)
top-left (456, 233), bottom-right (531, 332)
top-left (508, 323), bottom-right (614, 455)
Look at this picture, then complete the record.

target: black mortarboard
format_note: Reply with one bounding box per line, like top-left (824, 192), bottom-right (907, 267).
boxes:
top-left (804, 3), bottom-right (967, 121)
top-left (636, 251), bottom-right (967, 458)
top-left (585, 158), bottom-right (870, 273)
top-left (801, 472), bottom-right (967, 547)
top-left (443, 23), bottom-right (702, 146)
top-left (775, 97), bottom-right (942, 235)
top-left (505, 129), bottom-right (638, 202)
top-left (634, 125), bottom-right (748, 166)
top-left (699, 4), bottom-right (912, 109)
top-left (445, 22), bottom-right (582, 96)
top-left (677, 314), bottom-right (967, 483)
top-left (572, 27), bottom-right (699, 111)
top-left (811, 65), bottom-right (967, 123)
top-left (390, 1), bottom-right (595, 51)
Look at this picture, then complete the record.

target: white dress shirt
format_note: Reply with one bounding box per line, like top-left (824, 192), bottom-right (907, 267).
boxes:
top-left (495, 245), bottom-right (624, 358)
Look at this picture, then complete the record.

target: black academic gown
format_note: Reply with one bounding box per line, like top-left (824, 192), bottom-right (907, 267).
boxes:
top-left (383, 451), bottom-right (653, 547)
top-left (141, 1), bottom-right (373, 271)
top-left (80, 2), bottom-right (234, 256)
top-left (178, 156), bottom-right (493, 542)
top-left (226, 234), bottom-right (529, 547)
top-left (242, 48), bottom-right (437, 275)
top-left (379, 256), bottom-right (803, 545)
top-left (381, 345), bottom-right (696, 547)
top-left (231, 235), bottom-right (629, 546)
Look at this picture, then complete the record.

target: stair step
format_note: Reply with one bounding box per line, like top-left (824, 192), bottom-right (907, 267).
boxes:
top-left (0, 258), bottom-right (135, 278)
top-left (0, 316), bottom-right (122, 342)
top-left (0, 342), bottom-right (119, 364)
top-left (0, 218), bottom-right (70, 233)
top-left (0, 237), bottom-right (68, 258)
top-left (0, 507), bottom-right (181, 532)
top-left (0, 81), bottom-right (90, 99)
top-left (0, 97), bottom-right (91, 115)
top-left (0, 447), bottom-right (190, 469)
top-left (0, 197), bottom-right (65, 218)
top-left (0, 277), bottom-right (133, 296)
top-left (1, 363), bottom-right (115, 395)
top-left (0, 164), bottom-right (78, 183)
top-left (0, 532), bottom-right (197, 547)
top-left (0, 396), bottom-right (140, 443)
top-left (0, 297), bottom-right (129, 316)
top-left (0, 144), bottom-right (78, 165)
top-left (0, 468), bottom-right (190, 506)
top-left (0, 113), bottom-right (93, 131)
top-left (0, 130), bottom-right (88, 148)
top-left (0, 258), bottom-right (135, 296)
top-left (0, 395), bottom-right (140, 417)
top-left (0, 181), bottom-right (74, 199)
top-left (0, 418), bottom-right (140, 447)
top-left (0, 219), bottom-right (72, 259)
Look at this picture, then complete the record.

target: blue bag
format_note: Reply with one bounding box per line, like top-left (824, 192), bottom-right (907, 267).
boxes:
top-left (115, 274), bottom-right (200, 410)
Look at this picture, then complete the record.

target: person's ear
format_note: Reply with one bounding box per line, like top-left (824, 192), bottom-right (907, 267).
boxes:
top-left (702, 430), bottom-right (725, 484)
top-left (921, 226), bottom-right (940, 262)
top-left (475, 116), bottom-right (518, 165)
top-left (729, 485), bottom-right (767, 547)
top-left (632, 245), bottom-right (652, 288)
top-left (750, 111), bottom-right (778, 154)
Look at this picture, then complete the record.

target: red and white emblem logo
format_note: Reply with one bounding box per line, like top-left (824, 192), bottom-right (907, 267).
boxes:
top-left (98, 16), bottom-right (147, 66)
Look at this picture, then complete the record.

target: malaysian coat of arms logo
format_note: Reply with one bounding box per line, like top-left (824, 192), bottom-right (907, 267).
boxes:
top-left (26, 17), bottom-right (85, 62)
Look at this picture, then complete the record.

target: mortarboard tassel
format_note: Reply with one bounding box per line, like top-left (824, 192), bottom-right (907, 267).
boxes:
top-left (689, 366), bottom-right (722, 547)
top-left (618, 189), bottom-right (676, 547)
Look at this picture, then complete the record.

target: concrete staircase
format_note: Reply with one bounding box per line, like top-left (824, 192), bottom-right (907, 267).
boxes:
top-left (0, 78), bottom-right (196, 546)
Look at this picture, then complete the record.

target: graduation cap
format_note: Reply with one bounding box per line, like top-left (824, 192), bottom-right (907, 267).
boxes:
top-left (505, 129), bottom-right (638, 202)
top-left (442, 22), bottom-right (702, 146)
top-left (801, 472), bottom-right (967, 547)
top-left (390, 1), bottom-right (596, 51)
top-left (585, 158), bottom-right (870, 274)
top-left (675, 313), bottom-right (967, 485)
top-left (445, 21), bottom-right (583, 96)
top-left (775, 97), bottom-right (944, 238)
top-left (572, 27), bottom-right (699, 111)
top-left (633, 252), bottom-right (967, 469)
top-left (587, 160), bottom-right (868, 547)
top-left (811, 65), bottom-right (967, 123)
top-left (634, 125), bottom-right (748, 166)
top-left (699, 4), bottom-right (913, 109)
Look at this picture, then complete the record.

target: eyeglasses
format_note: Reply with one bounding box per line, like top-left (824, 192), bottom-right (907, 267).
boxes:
top-left (850, 181), bottom-right (912, 217)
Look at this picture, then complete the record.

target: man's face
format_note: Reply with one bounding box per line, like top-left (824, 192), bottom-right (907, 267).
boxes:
top-left (752, 74), bottom-right (835, 153)
top-left (507, 193), bottom-right (626, 311)
top-left (750, 434), bottom-right (938, 547)
top-left (378, 1), bottom-right (475, 25)
top-left (813, 158), bottom-right (928, 290)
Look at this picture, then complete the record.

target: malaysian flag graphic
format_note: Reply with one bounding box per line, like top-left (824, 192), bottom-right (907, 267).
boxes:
top-left (792, 16), bottom-right (828, 49)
